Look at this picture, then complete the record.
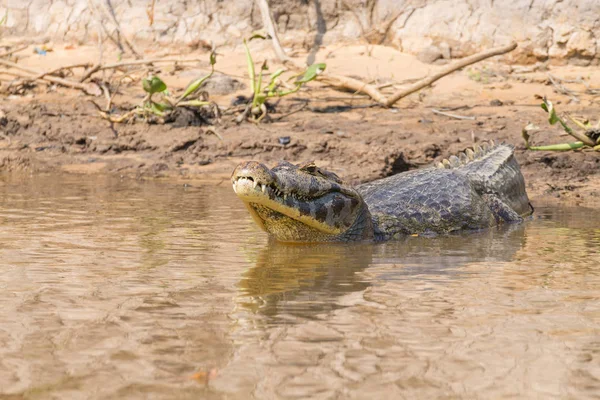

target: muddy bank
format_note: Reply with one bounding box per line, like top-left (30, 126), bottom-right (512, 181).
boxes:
top-left (1, 45), bottom-right (599, 207)
top-left (1, 95), bottom-right (599, 207)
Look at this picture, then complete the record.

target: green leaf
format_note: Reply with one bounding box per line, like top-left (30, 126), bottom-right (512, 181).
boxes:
top-left (248, 33), bottom-right (267, 41)
top-left (142, 76), bottom-right (167, 94)
top-left (176, 52), bottom-right (216, 103)
top-left (295, 63), bottom-right (326, 84)
top-left (541, 98), bottom-right (559, 125)
top-left (521, 123), bottom-right (540, 148)
top-left (179, 74), bottom-right (211, 101)
top-left (267, 68), bottom-right (285, 94)
top-left (254, 93), bottom-right (267, 105)
top-left (255, 60), bottom-right (267, 101)
top-left (148, 102), bottom-right (168, 116)
top-left (155, 102), bottom-right (172, 112)
top-left (0, 11), bottom-right (8, 26)
top-left (243, 39), bottom-right (257, 95)
top-left (177, 100), bottom-right (211, 107)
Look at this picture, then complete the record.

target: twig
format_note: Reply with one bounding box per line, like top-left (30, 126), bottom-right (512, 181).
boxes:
top-left (272, 103), bottom-right (308, 121)
top-left (319, 72), bottom-right (389, 104)
top-left (79, 58), bottom-right (209, 82)
top-left (431, 108), bottom-right (476, 120)
top-left (80, 64), bottom-right (102, 82)
top-left (147, 0), bottom-right (156, 26)
top-left (0, 45), bottom-right (28, 58)
top-left (384, 42), bottom-right (518, 107)
top-left (100, 0), bottom-right (142, 59)
top-left (100, 83), bottom-right (112, 111)
top-left (547, 73), bottom-right (579, 102)
top-left (0, 59), bottom-right (101, 95)
top-left (262, 142), bottom-right (288, 148)
top-left (256, 0), bottom-right (289, 63)
top-left (86, 0), bottom-right (124, 55)
top-left (32, 63), bottom-right (92, 80)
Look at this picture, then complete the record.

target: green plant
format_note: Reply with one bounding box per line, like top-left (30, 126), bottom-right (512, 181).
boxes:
top-left (141, 51), bottom-right (216, 116)
top-left (102, 52), bottom-right (217, 123)
top-left (242, 34), bottom-right (326, 122)
top-left (522, 97), bottom-right (600, 152)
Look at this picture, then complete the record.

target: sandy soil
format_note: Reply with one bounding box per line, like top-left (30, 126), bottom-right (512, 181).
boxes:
top-left (1, 42), bottom-right (599, 207)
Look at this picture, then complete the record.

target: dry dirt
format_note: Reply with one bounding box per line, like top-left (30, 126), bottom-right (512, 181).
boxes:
top-left (1, 43), bottom-right (599, 207)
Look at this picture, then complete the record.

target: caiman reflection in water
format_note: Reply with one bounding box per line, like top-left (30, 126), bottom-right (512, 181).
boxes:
top-left (237, 223), bottom-right (528, 321)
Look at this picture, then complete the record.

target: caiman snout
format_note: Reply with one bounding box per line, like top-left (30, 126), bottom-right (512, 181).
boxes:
top-left (231, 161), bottom-right (277, 196)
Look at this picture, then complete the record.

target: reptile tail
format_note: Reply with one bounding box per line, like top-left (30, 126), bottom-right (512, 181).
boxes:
top-left (434, 141), bottom-right (533, 216)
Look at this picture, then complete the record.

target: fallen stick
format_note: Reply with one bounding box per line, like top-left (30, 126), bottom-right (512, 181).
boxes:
top-left (384, 42), bottom-right (518, 107)
top-left (32, 63), bottom-right (92, 80)
top-left (256, 0), bottom-right (518, 108)
top-left (547, 73), bottom-right (580, 102)
top-left (0, 59), bottom-right (101, 95)
top-left (318, 43), bottom-right (517, 107)
top-left (319, 73), bottom-right (389, 104)
top-left (0, 45), bottom-right (29, 58)
top-left (431, 108), bottom-right (476, 120)
top-left (79, 58), bottom-right (208, 82)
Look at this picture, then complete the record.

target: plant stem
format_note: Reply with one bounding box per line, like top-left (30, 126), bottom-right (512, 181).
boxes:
top-left (527, 142), bottom-right (585, 151)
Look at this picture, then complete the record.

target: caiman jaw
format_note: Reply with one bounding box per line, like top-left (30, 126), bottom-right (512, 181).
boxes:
top-left (232, 161), bottom-right (344, 235)
top-left (231, 160), bottom-right (369, 242)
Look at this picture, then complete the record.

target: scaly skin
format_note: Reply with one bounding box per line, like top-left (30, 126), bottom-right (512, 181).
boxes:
top-left (231, 142), bottom-right (533, 242)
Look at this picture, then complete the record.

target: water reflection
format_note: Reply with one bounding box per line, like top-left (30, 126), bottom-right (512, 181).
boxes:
top-left (237, 222), bottom-right (528, 321)
top-left (238, 242), bottom-right (373, 319)
top-left (0, 175), bottom-right (598, 399)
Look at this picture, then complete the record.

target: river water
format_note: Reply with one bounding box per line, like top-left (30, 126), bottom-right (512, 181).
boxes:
top-left (0, 174), bottom-right (598, 399)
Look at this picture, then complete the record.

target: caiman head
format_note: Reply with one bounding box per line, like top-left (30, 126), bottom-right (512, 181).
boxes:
top-left (231, 161), bottom-right (373, 242)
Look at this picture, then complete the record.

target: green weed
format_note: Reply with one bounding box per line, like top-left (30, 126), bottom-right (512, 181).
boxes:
top-left (103, 52), bottom-right (216, 123)
top-left (522, 97), bottom-right (600, 151)
top-left (241, 34), bottom-right (325, 123)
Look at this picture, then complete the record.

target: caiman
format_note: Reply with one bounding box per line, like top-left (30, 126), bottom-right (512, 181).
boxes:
top-left (231, 141), bottom-right (533, 242)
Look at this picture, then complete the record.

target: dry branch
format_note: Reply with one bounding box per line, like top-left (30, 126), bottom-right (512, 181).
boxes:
top-left (431, 108), bottom-right (475, 120)
top-left (256, 0), bottom-right (518, 107)
top-left (80, 58), bottom-right (208, 82)
top-left (384, 42), bottom-right (517, 106)
top-left (0, 45), bottom-right (28, 58)
top-left (256, 0), bottom-right (290, 63)
top-left (0, 59), bottom-right (101, 95)
top-left (32, 63), bottom-right (92, 80)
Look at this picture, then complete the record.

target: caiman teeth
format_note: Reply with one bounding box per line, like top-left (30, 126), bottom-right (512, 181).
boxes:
top-left (234, 176), bottom-right (317, 203)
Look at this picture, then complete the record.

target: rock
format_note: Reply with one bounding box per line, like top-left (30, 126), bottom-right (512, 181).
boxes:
top-left (200, 72), bottom-right (246, 96)
top-left (566, 30), bottom-right (596, 58)
top-left (4, 0), bottom-right (600, 66)
top-left (439, 42), bottom-right (451, 59)
top-left (416, 45), bottom-right (443, 64)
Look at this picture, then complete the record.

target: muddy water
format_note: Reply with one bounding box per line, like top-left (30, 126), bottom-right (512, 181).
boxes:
top-left (0, 175), bottom-right (599, 399)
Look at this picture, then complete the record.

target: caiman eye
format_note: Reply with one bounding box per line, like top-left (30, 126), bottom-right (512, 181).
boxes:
top-left (300, 162), bottom-right (318, 174)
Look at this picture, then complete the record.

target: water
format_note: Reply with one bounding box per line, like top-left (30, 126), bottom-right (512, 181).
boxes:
top-left (0, 174), bottom-right (599, 399)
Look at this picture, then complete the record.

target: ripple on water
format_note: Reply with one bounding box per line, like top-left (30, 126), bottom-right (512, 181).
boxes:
top-left (0, 174), bottom-right (599, 398)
